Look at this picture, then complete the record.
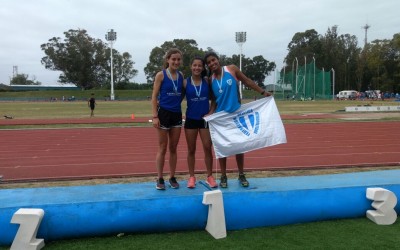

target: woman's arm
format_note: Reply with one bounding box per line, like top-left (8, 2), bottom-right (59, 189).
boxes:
top-left (229, 65), bottom-right (272, 97)
top-left (151, 71), bottom-right (163, 124)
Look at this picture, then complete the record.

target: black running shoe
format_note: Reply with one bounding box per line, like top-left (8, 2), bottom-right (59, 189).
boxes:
top-left (156, 178), bottom-right (165, 190)
top-left (238, 174), bottom-right (249, 187)
top-left (220, 175), bottom-right (228, 188)
top-left (169, 177), bottom-right (180, 189)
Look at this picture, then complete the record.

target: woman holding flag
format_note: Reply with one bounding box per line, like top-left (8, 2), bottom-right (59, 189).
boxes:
top-left (204, 51), bottom-right (272, 188)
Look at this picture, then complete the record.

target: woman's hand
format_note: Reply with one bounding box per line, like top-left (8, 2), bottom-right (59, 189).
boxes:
top-left (152, 117), bottom-right (160, 128)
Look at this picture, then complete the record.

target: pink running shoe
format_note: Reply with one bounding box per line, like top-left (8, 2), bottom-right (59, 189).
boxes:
top-left (206, 175), bottom-right (218, 188)
top-left (187, 176), bottom-right (196, 188)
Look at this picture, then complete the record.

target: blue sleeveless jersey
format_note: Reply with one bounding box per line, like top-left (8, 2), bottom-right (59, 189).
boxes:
top-left (211, 66), bottom-right (240, 113)
top-left (158, 70), bottom-right (183, 113)
top-left (185, 77), bottom-right (210, 120)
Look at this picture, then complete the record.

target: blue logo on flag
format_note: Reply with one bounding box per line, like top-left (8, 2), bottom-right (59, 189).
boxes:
top-left (233, 109), bottom-right (260, 136)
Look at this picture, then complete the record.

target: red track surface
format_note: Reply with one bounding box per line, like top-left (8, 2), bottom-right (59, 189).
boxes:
top-left (1, 120), bottom-right (400, 182)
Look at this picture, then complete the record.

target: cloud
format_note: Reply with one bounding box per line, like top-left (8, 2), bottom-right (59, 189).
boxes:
top-left (0, 0), bottom-right (398, 85)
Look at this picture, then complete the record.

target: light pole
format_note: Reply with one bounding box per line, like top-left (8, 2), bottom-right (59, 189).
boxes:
top-left (312, 56), bottom-right (315, 100)
top-left (345, 57), bottom-right (349, 89)
top-left (282, 60), bottom-right (286, 100)
top-left (331, 68), bottom-right (335, 100)
top-left (235, 31), bottom-right (246, 99)
top-left (105, 29), bottom-right (117, 100)
top-left (304, 56), bottom-right (306, 99)
top-left (322, 67), bottom-right (325, 99)
top-left (294, 57), bottom-right (298, 97)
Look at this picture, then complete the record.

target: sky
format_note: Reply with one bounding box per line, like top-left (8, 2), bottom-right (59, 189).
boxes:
top-left (1, 0), bottom-right (399, 86)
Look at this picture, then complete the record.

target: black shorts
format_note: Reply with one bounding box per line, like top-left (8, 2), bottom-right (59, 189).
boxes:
top-left (158, 106), bottom-right (182, 129)
top-left (184, 118), bottom-right (209, 129)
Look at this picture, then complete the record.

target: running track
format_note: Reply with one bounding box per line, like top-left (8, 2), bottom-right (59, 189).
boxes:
top-left (1, 121), bottom-right (400, 182)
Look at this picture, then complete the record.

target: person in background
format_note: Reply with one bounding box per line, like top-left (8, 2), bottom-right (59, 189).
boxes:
top-left (151, 48), bottom-right (184, 190)
top-left (184, 56), bottom-right (217, 189)
top-left (204, 51), bottom-right (272, 188)
top-left (88, 93), bottom-right (96, 117)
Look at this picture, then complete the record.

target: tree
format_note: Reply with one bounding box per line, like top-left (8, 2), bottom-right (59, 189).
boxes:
top-left (245, 55), bottom-right (276, 87)
top-left (320, 26), bottom-right (361, 92)
top-left (337, 34), bottom-right (361, 90)
top-left (285, 26), bottom-right (399, 94)
top-left (227, 54), bottom-right (275, 87)
top-left (41, 29), bottom-right (137, 89)
top-left (364, 34), bottom-right (400, 93)
top-left (286, 29), bottom-right (322, 71)
top-left (286, 26), bottom-right (362, 93)
top-left (144, 39), bottom-right (205, 83)
top-left (145, 40), bottom-right (276, 87)
top-left (10, 74), bottom-right (41, 85)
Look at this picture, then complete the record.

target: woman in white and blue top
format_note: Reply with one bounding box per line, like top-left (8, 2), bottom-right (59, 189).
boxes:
top-left (183, 56), bottom-right (217, 189)
top-left (204, 51), bottom-right (272, 188)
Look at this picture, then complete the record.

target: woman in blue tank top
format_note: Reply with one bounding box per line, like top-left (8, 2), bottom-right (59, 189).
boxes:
top-left (151, 48), bottom-right (184, 190)
top-left (204, 51), bottom-right (272, 188)
top-left (183, 56), bottom-right (217, 189)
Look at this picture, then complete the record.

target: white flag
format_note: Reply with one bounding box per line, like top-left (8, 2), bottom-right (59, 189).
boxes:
top-left (204, 97), bottom-right (287, 158)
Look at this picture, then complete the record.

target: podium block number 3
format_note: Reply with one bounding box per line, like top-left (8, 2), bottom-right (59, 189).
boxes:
top-left (10, 208), bottom-right (45, 250)
top-left (366, 188), bottom-right (397, 225)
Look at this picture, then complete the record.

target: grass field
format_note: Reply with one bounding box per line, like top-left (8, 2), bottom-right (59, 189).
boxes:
top-left (1, 218), bottom-right (398, 250)
top-left (1, 92), bottom-right (399, 249)
top-left (1, 97), bottom-right (399, 120)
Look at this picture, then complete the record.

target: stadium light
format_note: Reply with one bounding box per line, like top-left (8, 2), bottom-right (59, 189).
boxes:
top-left (322, 67), bottom-right (325, 98)
top-left (294, 57), bottom-right (298, 97)
top-left (105, 29), bottom-right (117, 101)
top-left (304, 56), bottom-right (306, 99)
top-left (331, 68), bottom-right (335, 100)
top-left (235, 32), bottom-right (246, 99)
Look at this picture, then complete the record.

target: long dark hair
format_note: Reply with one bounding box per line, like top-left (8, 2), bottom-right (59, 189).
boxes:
top-left (204, 51), bottom-right (219, 63)
top-left (204, 51), bottom-right (220, 77)
top-left (191, 56), bottom-right (207, 78)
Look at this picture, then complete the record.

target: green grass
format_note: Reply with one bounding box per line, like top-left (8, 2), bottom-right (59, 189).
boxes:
top-left (0, 100), bottom-right (152, 119)
top-left (1, 89), bottom-right (399, 120)
top-left (1, 98), bottom-right (398, 120)
top-left (1, 218), bottom-right (397, 249)
top-left (0, 89), bottom-right (153, 100)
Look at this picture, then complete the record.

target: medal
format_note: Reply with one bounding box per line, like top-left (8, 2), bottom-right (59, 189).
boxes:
top-left (215, 67), bottom-right (224, 94)
top-left (191, 77), bottom-right (202, 98)
top-left (167, 69), bottom-right (179, 94)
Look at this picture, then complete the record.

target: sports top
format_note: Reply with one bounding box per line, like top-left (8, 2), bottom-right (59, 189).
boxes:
top-left (158, 69), bottom-right (183, 113)
top-left (185, 77), bottom-right (210, 120)
top-left (211, 66), bottom-right (241, 113)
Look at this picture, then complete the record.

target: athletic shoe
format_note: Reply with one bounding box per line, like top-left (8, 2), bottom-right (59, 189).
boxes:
top-left (206, 175), bottom-right (218, 188)
top-left (187, 176), bottom-right (196, 188)
top-left (169, 177), bottom-right (180, 189)
top-left (220, 175), bottom-right (228, 188)
top-left (238, 173), bottom-right (249, 187)
top-left (156, 178), bottom-right (165, 190)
